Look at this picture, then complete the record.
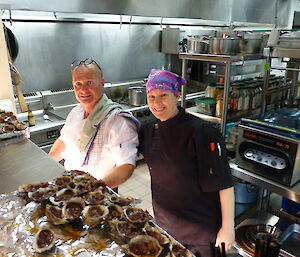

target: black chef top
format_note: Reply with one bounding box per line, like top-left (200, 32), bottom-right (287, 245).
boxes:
top-left (138, 107), bottom-right (233, 246)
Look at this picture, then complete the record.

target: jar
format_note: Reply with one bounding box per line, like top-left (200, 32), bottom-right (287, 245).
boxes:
top-left (205, 83), bottom-right (217, 98)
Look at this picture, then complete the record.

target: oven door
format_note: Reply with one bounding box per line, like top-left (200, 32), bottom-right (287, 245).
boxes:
top-left (39, 143), bottom-right (53, 153)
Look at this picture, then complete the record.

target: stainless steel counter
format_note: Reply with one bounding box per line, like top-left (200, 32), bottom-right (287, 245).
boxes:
top-left (0, 136), bottom-right (65, 193)
top-left (230, 160), bottom-right (300, 203)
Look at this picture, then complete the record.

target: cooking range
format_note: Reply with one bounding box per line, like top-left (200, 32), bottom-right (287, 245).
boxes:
top-left (236, 109), bottom-right (300, 187)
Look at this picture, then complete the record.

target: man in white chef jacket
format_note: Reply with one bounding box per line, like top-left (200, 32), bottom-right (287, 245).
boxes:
top-left (49, 59), bottom-right (139, 189)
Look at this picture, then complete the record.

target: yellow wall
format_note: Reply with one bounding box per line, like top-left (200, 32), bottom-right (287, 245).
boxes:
top-left (0, 18), bottom-right (16, 113)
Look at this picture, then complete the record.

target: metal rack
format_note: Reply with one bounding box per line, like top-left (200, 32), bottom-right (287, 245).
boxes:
top-left (262, 47), bottom-right (300, 114)
top-left (179, 53), bottom-right (264, 135)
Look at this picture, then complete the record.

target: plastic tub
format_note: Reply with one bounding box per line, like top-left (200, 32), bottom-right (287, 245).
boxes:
top-left (195, 97), bottom-right (216, 115)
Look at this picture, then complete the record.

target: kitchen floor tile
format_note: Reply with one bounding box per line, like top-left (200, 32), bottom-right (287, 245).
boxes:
top-left (119, 160), bottom-right (153, 216)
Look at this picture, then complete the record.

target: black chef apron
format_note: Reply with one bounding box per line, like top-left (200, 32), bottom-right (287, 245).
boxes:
top-left (139, 108), bottom-right (233, 256)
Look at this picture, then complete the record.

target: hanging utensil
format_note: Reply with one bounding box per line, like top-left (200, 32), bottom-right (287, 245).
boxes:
top-left (3, 24), bottom-right (27, 113)
top-left (9, 62), bottom-right (28, 112)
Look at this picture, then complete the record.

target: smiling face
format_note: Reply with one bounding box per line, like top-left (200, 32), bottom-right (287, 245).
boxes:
top-left (72, 64), bottom-right (104, 116)
top-left (147, 89), bottom-right (179, 122)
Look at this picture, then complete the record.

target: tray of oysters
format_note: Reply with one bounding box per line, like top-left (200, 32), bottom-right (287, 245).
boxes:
top-left (0, 170), bottom-right (193, 257)
top-left (0, 109), bottom-right (28, 140)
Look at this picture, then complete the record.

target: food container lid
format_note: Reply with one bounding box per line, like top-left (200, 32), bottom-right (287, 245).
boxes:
top-left (195, 97), bottom-right (217, 105)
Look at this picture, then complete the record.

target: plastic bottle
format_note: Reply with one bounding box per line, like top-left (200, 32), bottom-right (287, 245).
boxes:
top-left (216, 94), bottom-right (223, 118)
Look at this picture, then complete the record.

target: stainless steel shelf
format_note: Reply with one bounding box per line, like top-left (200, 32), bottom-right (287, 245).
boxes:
top-left (179, 53), bottom-right (263, 63)
top-left (230, 161), bottom-right (300, 203)
top-left (186, 106), bottom-right (221, 124)
top-left (270, 47), bottom-right (300, 59)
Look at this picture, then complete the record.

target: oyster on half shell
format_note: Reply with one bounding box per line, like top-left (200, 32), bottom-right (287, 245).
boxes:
top-left (32, 227), bottom-right (56, 253)
top-left (28, 187), bottom-right (57, 203)
top-left (116, 220), bottom-right (143, 239)
top-left (53, 176), bottom-right (73, 189)
top-left (127, 235), bottom-right (162, 257)
top-left (62, 197), bottom-right (85, 220)
top-left (124, 207), bottom-right (153, 224)
top-left (50, 188), bottom-right (76, 205)
top-left (105, 204), bottom-right (124, 221)
top-left (74, 182), bottom-right (91, 196)
top-left (85, 191), bottom-right (107, 205)
top-left (73, 174), bottom-right (97, 185)
top-left (110, 195), bottom-right (134, 206)
top-left (83, 205), bottom-right (109, 227)
top-left (144, 224), bottom-right (170, 245)
top-left (45, 204), bottom-right (67, 225)
top-left (170, 243), bottom-right (193, 257)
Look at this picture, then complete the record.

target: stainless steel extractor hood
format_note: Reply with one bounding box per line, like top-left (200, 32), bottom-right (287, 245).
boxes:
top-left (0, 0), bottom-right (291, 27)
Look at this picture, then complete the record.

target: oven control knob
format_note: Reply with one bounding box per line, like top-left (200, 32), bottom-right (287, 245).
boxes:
top-left (245, 150), bottom-right (253, 158)
top-left (271, 160), bottom-right (277, 167)
top-left (256, 156), bottom-right (262, 162)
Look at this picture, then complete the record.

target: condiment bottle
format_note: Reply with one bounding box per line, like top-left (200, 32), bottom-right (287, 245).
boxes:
top-left (216, 94), bottom-right (223, 118)
top-left (27, 104), bottom-right (36, 127)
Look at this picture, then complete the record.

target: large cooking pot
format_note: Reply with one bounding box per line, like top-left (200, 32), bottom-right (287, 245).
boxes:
top-left (128, 86), bottom-right (146, 106)
top-left (239, 39), bottom-right (263, 54)
top-left (279, 32), bottom-right (300, 49)
top-left (187, 36), bottom-right (209, 54)
top-left (209, 37), bottom-right (240, 54)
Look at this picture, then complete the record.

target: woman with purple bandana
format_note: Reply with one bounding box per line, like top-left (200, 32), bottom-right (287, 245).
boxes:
top-left (138, 69), bottom-right (235, 256)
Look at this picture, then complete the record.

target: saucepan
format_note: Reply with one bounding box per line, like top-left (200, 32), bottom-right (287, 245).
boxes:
top-left (239, 32), bottom-right (263, 54)
top-left (209, 37), bottom-right (241, 54)
top-left (187, 35), bottom-right (209, 54)
top-left (128, 86), bottom-right (147, 106)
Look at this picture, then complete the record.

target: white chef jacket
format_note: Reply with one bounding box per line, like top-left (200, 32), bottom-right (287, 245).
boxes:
top-left (59, 104), bottom-right (139, 179)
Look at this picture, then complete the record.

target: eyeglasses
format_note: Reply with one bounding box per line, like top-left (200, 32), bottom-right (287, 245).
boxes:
top-left (71, 58), bottom-right (102, 72)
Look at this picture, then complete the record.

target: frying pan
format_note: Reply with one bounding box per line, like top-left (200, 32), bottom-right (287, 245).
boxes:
top-left (3, 24), bottom-right (19, 62)
top-left (3, 24), bottom-right (27, 112)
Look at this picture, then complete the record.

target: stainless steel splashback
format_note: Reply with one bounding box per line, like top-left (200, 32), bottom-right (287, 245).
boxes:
top-left (4, 21), bottom-right (164, 94)
top-left (1, 0), bottom-right (290, 25)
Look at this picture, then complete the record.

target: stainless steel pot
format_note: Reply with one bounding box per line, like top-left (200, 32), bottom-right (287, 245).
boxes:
top-left (209, 38), bottom-right (241, 54)
top-left (128, 86), bottom-right (146, 106)
top-left (239, 39), bottom-right (263, 54)
top-left (279, 32), bottom-right (300, 48)
top-left (187, 36), bottom-right (209, 53)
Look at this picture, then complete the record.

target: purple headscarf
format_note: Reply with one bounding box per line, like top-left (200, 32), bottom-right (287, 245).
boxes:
top-left (146, 69), bottom-right (187, 96)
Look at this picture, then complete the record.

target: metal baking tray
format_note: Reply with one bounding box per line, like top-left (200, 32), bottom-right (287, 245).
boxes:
top-left (0, 127), bottom-right (29, 140)
top-left (279, 223), bottom-right (300, 257)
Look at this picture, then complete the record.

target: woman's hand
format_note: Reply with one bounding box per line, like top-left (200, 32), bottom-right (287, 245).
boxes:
top-left (215, 226), bottom-right (235, 251)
